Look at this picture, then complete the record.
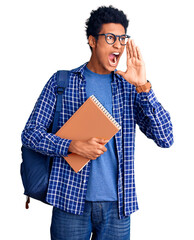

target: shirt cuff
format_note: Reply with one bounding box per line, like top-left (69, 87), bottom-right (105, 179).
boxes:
top-left (55, 138), bottom-right (72, 157)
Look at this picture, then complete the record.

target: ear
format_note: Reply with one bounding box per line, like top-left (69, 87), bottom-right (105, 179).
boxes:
top-left (88, 35), bottom-right (96, 49)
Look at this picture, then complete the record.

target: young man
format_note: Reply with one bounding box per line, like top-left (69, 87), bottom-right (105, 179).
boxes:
top-left (22, 6), bottom-right (173, 240)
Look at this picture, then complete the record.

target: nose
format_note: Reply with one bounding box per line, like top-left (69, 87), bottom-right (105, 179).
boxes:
top-left (113, 37), bottom-right (121, 49)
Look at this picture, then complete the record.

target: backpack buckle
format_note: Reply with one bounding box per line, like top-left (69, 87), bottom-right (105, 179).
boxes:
top-left (57, 87), bottom-right (65, 94)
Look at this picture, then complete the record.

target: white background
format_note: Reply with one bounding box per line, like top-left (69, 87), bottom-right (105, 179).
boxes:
top-left (1, 0), bottom-right (194, 239)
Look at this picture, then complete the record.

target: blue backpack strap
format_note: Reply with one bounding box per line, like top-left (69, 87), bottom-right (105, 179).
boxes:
top-left (51, 70), bottom-right (70, 133)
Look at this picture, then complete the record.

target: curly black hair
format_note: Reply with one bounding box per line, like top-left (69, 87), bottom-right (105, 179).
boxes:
top-left (85, 5), bottom-right (129, 39)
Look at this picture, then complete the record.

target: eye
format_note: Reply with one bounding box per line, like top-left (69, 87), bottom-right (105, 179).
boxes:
top-left (120, 36), bottom-right (126, 41)
top-left (107, 35), bottom-right (114, 40)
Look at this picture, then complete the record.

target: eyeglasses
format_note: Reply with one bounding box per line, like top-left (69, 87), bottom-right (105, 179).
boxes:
top-left (96, 33), bottom-right (130, 46)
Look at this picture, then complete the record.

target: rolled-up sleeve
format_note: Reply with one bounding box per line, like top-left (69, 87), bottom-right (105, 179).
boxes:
top-left (21, 73), bottom-right (72, 157)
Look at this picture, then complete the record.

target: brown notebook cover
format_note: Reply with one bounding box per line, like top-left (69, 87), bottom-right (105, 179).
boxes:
top-left (55, 95), bottom-right (121, 173)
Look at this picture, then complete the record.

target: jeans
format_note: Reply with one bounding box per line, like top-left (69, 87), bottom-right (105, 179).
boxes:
top-left (50, 201), bottom-right (130, 240)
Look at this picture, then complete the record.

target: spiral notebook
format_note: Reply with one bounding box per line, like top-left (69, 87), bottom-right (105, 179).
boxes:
top-left (55, 95), bottom-right (121, 173)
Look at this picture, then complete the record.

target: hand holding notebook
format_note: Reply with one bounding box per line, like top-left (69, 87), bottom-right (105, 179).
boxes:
top-left (55, 95), bottom-right (121, 173)
top-left (68, 137), bottom-right (108, 160)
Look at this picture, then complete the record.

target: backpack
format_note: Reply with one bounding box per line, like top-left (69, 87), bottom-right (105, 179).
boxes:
top-left (20, 70), bottom-right (69, 209)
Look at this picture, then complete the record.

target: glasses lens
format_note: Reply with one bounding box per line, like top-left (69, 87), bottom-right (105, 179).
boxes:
top-left (120, 35), bottom-right (129, 45)
top-left (106, 34), bottom-right (116, 44)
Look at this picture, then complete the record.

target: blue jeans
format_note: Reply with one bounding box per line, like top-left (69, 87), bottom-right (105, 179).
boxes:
top-left (50, 201), bottom-right (130, 240)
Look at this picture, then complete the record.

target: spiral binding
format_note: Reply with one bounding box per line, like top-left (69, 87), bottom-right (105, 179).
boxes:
top-left (90, 95), bottom-right (121, 130)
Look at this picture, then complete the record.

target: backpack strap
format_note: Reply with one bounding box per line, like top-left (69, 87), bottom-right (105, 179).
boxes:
top-left (51, 70), bottom-right (70, 134)
top-left (24, 71), bottom-right (69, 209)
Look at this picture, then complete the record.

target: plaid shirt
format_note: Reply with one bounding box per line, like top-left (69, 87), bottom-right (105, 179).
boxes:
top-left (22, 62), bottom-right (173, 219)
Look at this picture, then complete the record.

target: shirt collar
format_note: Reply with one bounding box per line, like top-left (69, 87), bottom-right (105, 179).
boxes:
top-left (71, 62), bottom-right (88, 76)
top-left (71, 62), bottom-right (123, 83)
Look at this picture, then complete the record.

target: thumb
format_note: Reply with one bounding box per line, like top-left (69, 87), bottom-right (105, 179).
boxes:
top-left (95, 138), bottom-right (109, 145)
top-left (115, 70), bottom-right (125, 78)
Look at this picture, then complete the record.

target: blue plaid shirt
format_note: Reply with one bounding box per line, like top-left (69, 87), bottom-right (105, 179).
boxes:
top-left (22, 62), bottom-right (173, 219)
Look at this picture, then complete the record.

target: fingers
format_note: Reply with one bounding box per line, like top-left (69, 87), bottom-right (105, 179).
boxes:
top-left (90, 137), bottom-right (108, 155)
top-left (127, 39), bottom-right (141, 60)
top-left (89, 142), bottom-right (107, 160)
top-left (96, 143), bottom-right (107, 153)
top-left (93, 137), bottom-right (109, 145)
top-left (136, 46), bottom-right (143, 61)
top-left (126, 39), bottom-right (132, 59)
top-left (131, 39), bottom-right (137, 58)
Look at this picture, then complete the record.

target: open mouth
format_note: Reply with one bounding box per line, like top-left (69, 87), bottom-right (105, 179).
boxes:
top-left (108, 52), bottom-right (120, 67)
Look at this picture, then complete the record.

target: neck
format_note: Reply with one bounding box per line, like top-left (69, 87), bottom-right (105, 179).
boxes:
top-left (87, 54), bottom-right (111, 75)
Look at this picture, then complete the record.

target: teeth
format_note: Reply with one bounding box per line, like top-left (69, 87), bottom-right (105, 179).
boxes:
top-left (113, 52), bottom-right (119, 55)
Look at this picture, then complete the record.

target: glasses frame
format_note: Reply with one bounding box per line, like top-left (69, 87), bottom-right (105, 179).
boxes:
top-left (96, 33), bottom-right (131, 46)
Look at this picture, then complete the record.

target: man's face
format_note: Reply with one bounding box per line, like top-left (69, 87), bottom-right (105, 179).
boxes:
top-left (90, 23), bottom-right (126, 74)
